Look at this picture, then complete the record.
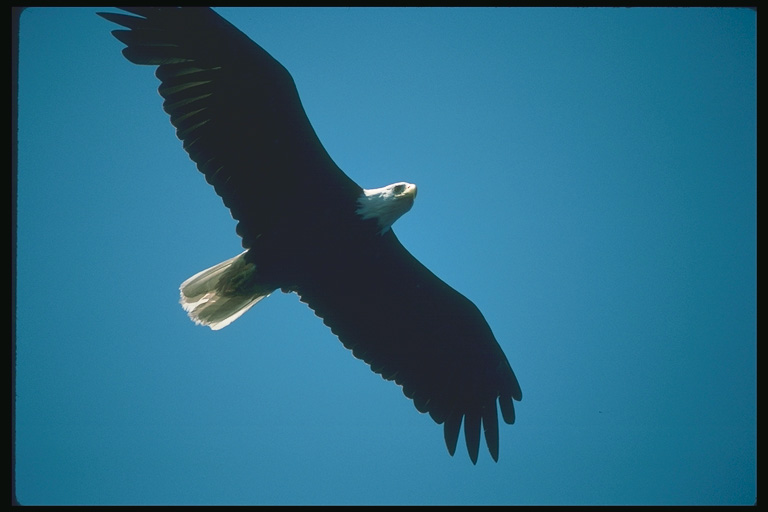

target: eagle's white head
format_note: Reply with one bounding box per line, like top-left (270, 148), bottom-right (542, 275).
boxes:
top-left (356, 182), bottom-right (417, 234)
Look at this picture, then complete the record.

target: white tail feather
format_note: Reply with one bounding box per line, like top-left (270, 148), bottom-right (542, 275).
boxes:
top-left (179, 251), bottom-right (275, 330)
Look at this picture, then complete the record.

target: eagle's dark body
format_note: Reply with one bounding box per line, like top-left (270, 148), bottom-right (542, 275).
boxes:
top-left (99, 7), bottom-right (521, 463)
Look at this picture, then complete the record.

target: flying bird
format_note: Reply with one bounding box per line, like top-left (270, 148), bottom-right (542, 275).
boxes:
top-left (98, 7), bottom-right (522, 464)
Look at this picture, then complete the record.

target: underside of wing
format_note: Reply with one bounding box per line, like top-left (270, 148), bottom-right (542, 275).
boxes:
top-left (98, 7), bottom-right (362, 247)
top-left (294, 230), bottom-right (522, 463)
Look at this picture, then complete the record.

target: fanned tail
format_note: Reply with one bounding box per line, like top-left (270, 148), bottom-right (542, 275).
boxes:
top-left (179, 251), bottom-right (275, 330)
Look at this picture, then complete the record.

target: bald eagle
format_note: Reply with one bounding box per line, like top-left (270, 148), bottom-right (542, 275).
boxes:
top-left (99, 7), bottom-right (522, 464)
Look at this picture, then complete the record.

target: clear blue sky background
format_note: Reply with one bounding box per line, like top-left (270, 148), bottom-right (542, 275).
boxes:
top-left (15, 7), bottom-right (755, 505)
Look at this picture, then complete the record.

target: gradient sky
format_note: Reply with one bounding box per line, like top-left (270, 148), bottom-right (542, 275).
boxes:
top-left (15, 7), bottom-right (755, 505)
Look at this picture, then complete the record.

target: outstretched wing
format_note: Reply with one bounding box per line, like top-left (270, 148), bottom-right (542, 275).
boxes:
top-left (294, 230), bottom-right (522, 463)
top-left (98, 7), bottom-right (362, 248)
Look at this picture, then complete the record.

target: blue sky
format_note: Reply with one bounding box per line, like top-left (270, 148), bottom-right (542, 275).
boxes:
top-left (15, 7), bottom-right (755, 505)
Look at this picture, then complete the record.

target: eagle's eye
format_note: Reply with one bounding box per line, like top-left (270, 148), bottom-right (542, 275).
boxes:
top-left (393, 184), bottom-right (405, 194)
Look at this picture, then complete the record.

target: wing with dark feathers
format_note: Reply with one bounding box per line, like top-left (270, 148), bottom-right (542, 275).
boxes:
top-left (294, 230), bottom-right (522, 463)
top-left (97, 7), bottom-right (362, 248)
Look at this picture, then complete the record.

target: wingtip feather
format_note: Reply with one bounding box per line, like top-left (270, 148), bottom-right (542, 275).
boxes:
top-left (464, 411), bottom-right (481, 465)
top-left (444, 412), bottom-right (462, 457)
